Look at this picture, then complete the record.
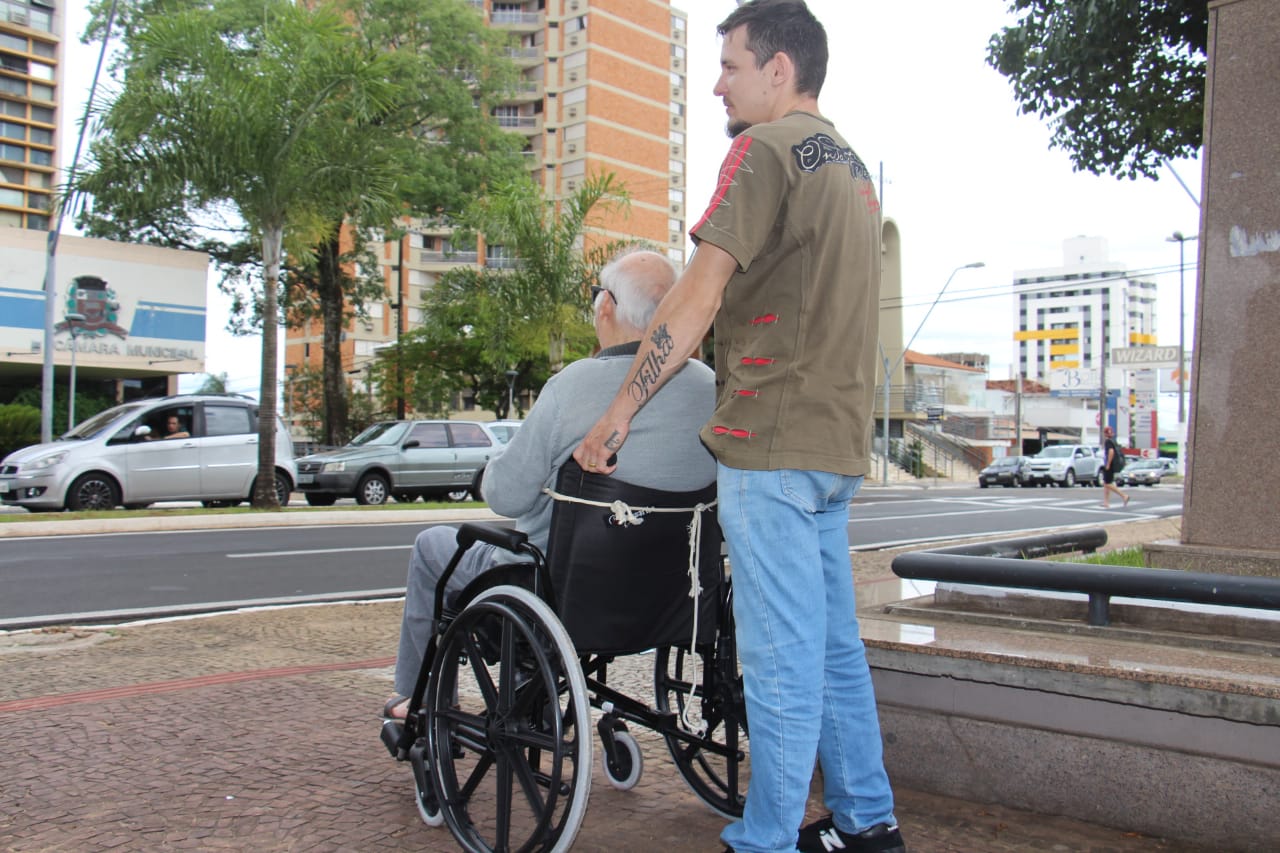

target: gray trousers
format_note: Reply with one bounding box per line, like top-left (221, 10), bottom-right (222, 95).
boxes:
top-left (394, 525), bottom-right (522, 697)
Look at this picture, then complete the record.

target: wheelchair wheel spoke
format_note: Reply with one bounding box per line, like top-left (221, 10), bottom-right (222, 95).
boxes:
top-left (427, 586), bottom-right (593, 853)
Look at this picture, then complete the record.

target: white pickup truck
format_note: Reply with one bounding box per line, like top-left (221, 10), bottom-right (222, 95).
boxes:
top-left (1025, 444), bottom-right (1103, 488)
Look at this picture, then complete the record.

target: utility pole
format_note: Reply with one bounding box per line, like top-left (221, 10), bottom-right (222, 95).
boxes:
top-left (1014, 371), bottom-right (1023, 455)
top-left (393, 235), bottom-right (406, 420)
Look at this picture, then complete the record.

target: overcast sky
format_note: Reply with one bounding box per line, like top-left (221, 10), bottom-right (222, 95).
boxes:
top-left (62, 0), bottom-right (1203, 412)
top-left (682, 1), bottom-right (1203, 382)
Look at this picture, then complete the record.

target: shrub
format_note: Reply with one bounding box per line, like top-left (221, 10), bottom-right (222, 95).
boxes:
top-left (0, 403), bottom-right (42, 459)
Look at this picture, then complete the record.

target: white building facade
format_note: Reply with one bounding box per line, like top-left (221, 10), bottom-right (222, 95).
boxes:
top-left (1013, 236), bottom-right (1157, 384)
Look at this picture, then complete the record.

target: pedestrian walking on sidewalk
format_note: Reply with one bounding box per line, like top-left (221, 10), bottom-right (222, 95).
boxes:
top-left (1101, 426), bottom-right (1130, 509)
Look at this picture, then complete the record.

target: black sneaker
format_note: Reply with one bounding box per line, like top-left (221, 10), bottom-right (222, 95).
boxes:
top-left (797, 816), bottom-right (906, 853)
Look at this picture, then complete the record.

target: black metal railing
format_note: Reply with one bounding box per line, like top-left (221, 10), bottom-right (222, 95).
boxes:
top-left (892, 529), bottom-right (1280, 627)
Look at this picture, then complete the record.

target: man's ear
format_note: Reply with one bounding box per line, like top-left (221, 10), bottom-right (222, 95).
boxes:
top-left (767, 50), bottom-right (796, 91)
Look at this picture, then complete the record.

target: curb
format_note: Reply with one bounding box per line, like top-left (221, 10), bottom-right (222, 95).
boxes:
top-left (0, 507), bottom-right (502, 538)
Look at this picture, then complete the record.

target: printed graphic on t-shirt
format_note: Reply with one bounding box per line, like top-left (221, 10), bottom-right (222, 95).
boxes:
top-left (693, 134), bottom-right (754, 233)
top-left (791, 132), bottom-right (872, 181)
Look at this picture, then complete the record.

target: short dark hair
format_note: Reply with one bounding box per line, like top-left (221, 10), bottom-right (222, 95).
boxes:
top-left (718, 0), bottom-right (828, 98)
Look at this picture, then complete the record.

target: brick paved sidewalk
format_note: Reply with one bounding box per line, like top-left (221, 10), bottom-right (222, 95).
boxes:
top-left (1, 592), bottom-right (1199, 852)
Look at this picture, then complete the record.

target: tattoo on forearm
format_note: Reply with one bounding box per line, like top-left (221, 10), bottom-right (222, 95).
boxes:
top-left (604, 432), bottom-right (623, 451)
top-left (627, 324), bottom-right (676, 403)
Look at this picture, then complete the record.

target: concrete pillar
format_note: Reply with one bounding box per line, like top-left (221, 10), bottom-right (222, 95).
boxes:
top-left (1148, 0), bottom-right (1280, 575)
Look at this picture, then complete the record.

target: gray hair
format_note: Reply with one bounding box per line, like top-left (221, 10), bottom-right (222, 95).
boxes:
top-left (596, 247), bottom-right (677, 333)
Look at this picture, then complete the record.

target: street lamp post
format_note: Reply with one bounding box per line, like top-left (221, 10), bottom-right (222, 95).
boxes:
top-left (1166, 231), bottom-right (1197, 426)
top-left (505, 369), bottom-right (519, 418)
top-left (880, 262), bottom-right (985, 484)
top-left (65, 312), bottom-right (86, 431)
top-left (1167, 231), bottom-right (1197, 477)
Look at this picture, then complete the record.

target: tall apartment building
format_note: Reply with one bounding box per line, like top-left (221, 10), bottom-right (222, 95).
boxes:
top-left (1013, 236), bottom-right (1157, 384)
top-left (285, 0), bottom-right (690, 402)
top-left (1, 0), bottom-right (60, 231)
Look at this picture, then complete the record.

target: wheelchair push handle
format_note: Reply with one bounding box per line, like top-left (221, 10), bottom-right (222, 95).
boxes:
top-left (455, 522), bottom-right (529, 554)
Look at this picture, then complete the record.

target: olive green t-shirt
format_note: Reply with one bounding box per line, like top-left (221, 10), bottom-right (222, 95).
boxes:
top-left (690, 111), bottom-right (881, 476)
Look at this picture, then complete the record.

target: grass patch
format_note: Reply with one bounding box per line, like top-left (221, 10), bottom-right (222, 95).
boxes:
top-left (1055, 546), bottom-right (1146, 568)
top-left (0, 499), bottom-right (485, 523)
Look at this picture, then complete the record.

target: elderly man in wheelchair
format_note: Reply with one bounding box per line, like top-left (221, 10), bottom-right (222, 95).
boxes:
top-left (381, 248), bottom-right (748, 851)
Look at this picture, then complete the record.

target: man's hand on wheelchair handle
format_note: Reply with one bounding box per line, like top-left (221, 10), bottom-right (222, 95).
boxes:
top-left (573, 416), bottom-right (628, 475)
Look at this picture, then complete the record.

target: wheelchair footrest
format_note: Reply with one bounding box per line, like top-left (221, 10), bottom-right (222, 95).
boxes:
top-left (380, 719), bottom-right (406, 760)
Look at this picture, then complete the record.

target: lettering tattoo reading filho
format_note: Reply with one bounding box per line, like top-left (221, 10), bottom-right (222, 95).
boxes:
top-left (627, 324), bottom-right (676, 403)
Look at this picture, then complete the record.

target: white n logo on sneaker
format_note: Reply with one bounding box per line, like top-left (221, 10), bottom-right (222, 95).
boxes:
top-left (818, 827), bottom-right (847, 852)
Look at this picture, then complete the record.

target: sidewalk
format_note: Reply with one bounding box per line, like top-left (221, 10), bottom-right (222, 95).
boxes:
top-left (0, 515), bottom-right (1204, 851)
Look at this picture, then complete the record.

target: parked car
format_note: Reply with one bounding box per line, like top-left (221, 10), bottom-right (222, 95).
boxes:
top-left (1025, 444), bottom-right (1104, 487)
top-left (978, 455), bottom-right (1030, 488)
top-left (1116, 458), bottom-right (1166, 487)
top-left (294, 419), bottom-right (498, 506)
top-left (486, 419), bottom-right (523, 445)
top-left (0, 394), bottom-right (295, 512)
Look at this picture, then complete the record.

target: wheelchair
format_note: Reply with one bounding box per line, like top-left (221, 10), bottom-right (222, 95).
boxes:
top-left (381, 460), bottom-right (749, 852)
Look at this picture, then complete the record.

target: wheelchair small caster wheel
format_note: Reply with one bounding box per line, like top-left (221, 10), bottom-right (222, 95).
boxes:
top-left (603, 729), bottom-right (643, 791)
top-left (415, 775), bottom-right (444, 827)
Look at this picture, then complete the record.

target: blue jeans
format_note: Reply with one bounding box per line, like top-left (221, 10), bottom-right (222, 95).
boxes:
top-left (717, 466), bottom-right (896, 853)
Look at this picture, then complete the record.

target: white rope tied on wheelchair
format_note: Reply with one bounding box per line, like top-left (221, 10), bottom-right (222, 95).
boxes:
top-left (543, 487), bottom-right (717, 736)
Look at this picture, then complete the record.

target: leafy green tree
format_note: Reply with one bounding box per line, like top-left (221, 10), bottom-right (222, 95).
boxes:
top-left (397, 175), bottom-right (633, 416)
top-left (987, 0), bottom-right (1207, 179)
top-left (284, 0), bottom-right (525, 445)
top-left (77, 0), bottom-right (524, 460)
top-left (464, 174), bottom-right (632, 370)
top-left (194, 371), bottom-right (229, 395)
top-left (75, 0), bottom-right (406, 507)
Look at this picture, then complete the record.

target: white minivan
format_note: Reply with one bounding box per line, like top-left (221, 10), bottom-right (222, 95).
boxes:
top-left (0, 394), bottom-right (295, 512)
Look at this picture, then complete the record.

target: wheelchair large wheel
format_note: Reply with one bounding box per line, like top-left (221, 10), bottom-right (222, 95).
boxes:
top-left (654, 609), bottom-right (749, 819)
top-left (426, 585), bottom-right (592, 853)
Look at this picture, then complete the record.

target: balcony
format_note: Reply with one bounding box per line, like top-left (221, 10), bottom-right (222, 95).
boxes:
top-left (490, 11), bottom-right (543, 33)
top-left (501, 46), bottom-right (543, 67)
top-left (503, 79), bottom-right (543, 104)
top-left (494, 114), bottom-right (542, 135)
top-left (419, 250), bottom-right (479, 266)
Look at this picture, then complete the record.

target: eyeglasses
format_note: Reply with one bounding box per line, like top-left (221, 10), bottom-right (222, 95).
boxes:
top-left (590, 285), bottom-right (616, 305)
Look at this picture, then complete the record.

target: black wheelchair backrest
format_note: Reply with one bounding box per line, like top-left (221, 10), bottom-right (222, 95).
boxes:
top-left (545, 459), bottom-right (721, 655)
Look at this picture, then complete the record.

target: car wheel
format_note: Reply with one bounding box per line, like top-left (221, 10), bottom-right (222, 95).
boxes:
top-left (304, 493), bottom-right (337, 507)
top-left (1062, 470), bottom-right (1076, 488)
top-left (356, 473), bottom-right (389, 506)
top-left (469, 467), bottom-right (485, 502)
top-left (249, 472), bottom-right (292, 506)
top-left (66, 473), bottom-right (121, 512)
top-left (979, 481), bottom-right (989, 489)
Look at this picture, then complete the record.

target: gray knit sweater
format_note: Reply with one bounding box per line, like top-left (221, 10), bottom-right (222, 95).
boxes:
top-left (482, 342), bottom-right (717, 551)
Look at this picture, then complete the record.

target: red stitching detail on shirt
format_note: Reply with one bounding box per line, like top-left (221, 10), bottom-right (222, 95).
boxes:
top-left (691, 135), bottom-right (754, 235)
top-left (740, 357), bottom-right (776, 366)
top-left (733, 389), bottom-right (759, 398)
top-left (750, 313), bottom-right (779, 325)
top-left (711, 426), bottom-right (757, 439)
